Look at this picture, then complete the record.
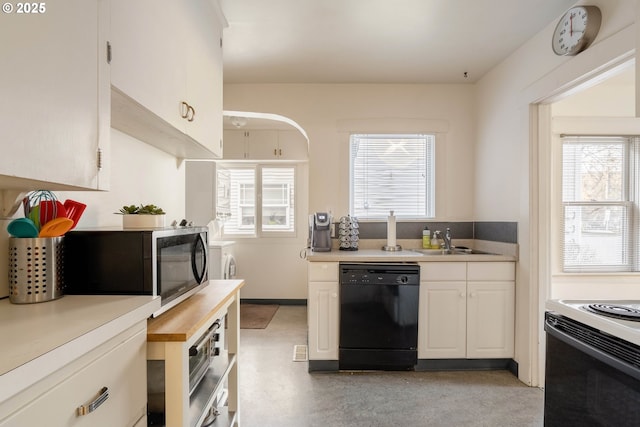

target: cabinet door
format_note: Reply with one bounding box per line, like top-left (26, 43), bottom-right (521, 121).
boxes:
top-left (248, 130), bottom-right (280, 159)
top-left (110, 0), bottom-right (187, 132)
top-left (223, 130), bottom-right (250, 159)
top-left (308, 281), bottom-right (339, 360)
top-left (466, 282), bottom-right (515, 358)
top-left (418, 282), bottom-right (466, 359)
top-left (0, 327), bottom-right (147, 427)
top-left (185, 0), bottom-right (223, 157)
top-left (0, 0), bottom-right (109, 190)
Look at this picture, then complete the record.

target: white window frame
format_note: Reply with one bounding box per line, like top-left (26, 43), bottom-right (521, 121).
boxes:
top-left (219, 163), bottom-right (297, 238)
top-left (560, 136), bottom-right (640, 273)
top-left (349, 133), bottom-right (435, 220)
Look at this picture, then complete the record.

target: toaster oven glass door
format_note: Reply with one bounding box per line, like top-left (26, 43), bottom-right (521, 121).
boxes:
top-left (157, 232), bottom-right (208, 304)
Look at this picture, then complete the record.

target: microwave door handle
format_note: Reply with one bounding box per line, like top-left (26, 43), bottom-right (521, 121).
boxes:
top-left (192, 233), bottom-right (208, 284)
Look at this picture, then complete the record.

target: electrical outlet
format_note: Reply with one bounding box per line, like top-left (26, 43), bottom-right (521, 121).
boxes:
top-left (331, 223), bottom-right (336, 238)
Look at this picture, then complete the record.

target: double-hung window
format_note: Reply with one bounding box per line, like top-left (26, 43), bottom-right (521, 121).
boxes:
top-left (219, 165), bottom-right (296, 237)
top-left (349, 134), bottom-right (435, 219)
top-left (561, 136), bottom-right (640, 272)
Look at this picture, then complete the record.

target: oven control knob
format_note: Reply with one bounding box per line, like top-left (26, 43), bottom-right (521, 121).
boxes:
top-left (188, 345), bottom-right (198, 357)
top-left (398, 275), bottom-right (409, 284)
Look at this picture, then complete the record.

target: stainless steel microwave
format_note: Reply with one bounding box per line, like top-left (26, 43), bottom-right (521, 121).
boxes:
top-left (64, 227), bottom-right (208, 317)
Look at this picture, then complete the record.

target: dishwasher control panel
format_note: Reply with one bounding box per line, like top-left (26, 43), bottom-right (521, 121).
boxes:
top-left (339, 263), bottom-right (420, 285)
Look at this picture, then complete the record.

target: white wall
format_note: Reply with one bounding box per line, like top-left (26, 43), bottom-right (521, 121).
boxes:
top-left (222, 84), bottom-right (477, 299)
top-left (0, 129), bottom-right (186, 297)
top-left (224, 84), bottom-right (476, 216)
top-left (224, 163), bottom-right (310, 300)
top-left (474, 0), bottom-right (637, 386)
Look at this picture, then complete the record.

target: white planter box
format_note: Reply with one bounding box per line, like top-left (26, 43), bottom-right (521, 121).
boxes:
top-left (122, 214), bottom-right (166, 229)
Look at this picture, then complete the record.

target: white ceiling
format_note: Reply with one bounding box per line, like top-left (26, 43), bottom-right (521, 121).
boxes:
top-left (220, 0), bottom-right (578, 84)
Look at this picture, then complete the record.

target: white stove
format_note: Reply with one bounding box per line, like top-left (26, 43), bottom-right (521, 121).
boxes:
top-left (546, 299), bottom-right (640, 346)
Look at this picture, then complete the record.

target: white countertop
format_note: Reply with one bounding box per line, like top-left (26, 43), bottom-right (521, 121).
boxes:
top-left (0, 294), bottom-right (160, 403)
top-left (306, 248), bottom-right (516, 262)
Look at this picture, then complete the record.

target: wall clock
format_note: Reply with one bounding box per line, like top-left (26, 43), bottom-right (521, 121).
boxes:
top-left (552, 6), bottom-right (602, 56)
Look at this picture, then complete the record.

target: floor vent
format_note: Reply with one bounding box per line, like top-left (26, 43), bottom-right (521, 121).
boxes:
top-left (293, 345), bottom-right (308, 362)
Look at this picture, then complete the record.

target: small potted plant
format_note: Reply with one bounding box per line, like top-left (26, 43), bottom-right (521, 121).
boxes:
top-left (118, 204), bottom-right (166, 228)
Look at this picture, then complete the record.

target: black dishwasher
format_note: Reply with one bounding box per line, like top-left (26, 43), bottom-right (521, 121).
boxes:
top-left (339, 263), bottom-right (420, 371)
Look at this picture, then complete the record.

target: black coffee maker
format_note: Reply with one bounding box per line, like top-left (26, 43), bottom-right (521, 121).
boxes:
top-left (309, 212), bottom-right (332, 252)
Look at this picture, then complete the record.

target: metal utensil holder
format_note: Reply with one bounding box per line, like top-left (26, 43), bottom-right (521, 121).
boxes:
top-left (8, 237), bottom-right (64, 304)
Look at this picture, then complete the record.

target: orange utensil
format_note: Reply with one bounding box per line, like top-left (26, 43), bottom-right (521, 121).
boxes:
top-left (38, 217), bottom-right (74, 237)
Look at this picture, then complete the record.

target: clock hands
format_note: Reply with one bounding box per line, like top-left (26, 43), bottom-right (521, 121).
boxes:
top-left (570, 13), bottom-right (573, 37)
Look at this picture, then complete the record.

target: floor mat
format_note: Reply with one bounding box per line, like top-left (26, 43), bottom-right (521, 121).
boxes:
top-left (240, 303), bottom-right (279, 329)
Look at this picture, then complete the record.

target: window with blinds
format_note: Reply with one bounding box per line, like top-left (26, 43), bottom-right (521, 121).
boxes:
top-left (220, 165), bottom-right (296, 237)
top-left (350, 134), bottom-right (435, 219)
top-left (561, 136), bottom-right (640, 272)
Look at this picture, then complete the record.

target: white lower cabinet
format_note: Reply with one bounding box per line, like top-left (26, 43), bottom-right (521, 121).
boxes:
top-left (0, 322), bottom-right (147, 427)
top-left (419, 262), bottom-right (515, 359)
top-left (307, 262), bottom-right (339, 360)
top-left (466, 281), bottom-right (515, 358)
top-left (419, 281), bottom-right (467, 358)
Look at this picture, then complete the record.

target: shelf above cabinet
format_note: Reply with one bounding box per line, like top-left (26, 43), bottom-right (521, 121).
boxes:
top-left (111, 87), bottom-right (219, 160)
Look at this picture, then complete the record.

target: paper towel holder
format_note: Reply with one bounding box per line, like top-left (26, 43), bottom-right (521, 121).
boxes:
top-left (382, 210), bottom-right (402, 251)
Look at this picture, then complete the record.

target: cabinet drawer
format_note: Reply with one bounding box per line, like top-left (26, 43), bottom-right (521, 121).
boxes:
top-left (0, 327), bottom-right (147, 427)
top-left (308, 262), bottom-right (339, 281)
top-left (467, 262), bottom-right (515, 281)
top-left (420, 262), bottom-right (466, 281)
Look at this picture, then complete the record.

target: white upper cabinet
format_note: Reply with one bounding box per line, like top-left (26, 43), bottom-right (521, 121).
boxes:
top-left (223, 129), bottom-right (309, 160)
top-left (0, 0), bottom-right (110, 191)
top-left (110, 0), bottom-right (225, 159)
top-left (222, 111), bottom-right (309, 161)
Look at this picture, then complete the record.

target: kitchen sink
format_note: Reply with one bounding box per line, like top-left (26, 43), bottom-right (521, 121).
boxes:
top-left (410, 247), bottom-right (494, 255)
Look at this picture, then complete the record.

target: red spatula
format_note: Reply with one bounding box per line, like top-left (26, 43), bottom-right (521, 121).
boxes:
top-left (63, 199), bottom-right (86, 230)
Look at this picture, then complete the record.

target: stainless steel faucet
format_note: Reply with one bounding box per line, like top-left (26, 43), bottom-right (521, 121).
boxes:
top-left (442, 228), bottom-right (453, 251)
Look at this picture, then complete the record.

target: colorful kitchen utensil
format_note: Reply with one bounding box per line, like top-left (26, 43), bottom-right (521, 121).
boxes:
top-left (39, 200), bottom-right (66, 226)
top-left (38, 217), bottom-right (73, 238)
top-left (28, 205), bottom-right (41, 230)
top-left (7, 218), bottom-right (39, 238)
top-left (63, 199), bottom-right (86, 230)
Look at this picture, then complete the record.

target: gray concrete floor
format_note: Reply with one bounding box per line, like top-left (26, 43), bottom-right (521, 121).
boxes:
top-left (239, 305), bottom-right (544, 427)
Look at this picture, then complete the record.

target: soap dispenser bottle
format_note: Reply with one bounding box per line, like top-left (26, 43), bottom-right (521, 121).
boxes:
top-left (431, 231), bottom-right (441, 249)
top-left (422, 227), bottom-right (431, 249)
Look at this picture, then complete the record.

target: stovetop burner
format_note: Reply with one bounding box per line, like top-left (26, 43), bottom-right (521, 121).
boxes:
top-left (584, 303), bottom-right (640, 321)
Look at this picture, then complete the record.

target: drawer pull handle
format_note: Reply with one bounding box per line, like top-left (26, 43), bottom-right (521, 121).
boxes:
top-left (77, 386), bottom-right (109, 416)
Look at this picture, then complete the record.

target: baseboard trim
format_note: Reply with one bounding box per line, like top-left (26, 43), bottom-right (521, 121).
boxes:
top-left (240, 298), bottom-right (307, 306)
top-left (308, 360), bottom-right (339, 372)
top-left (416, 358), bottom-right (516, 373)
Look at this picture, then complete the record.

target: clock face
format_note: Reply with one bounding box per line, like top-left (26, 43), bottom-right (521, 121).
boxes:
top-left (552, 6), bottom-right (602, 56)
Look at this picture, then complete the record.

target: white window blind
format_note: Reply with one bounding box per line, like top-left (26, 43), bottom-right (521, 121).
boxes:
top-left (561, 136), bottom-right (640, 272)
top-left (350, 134), bottom-right (435, 219)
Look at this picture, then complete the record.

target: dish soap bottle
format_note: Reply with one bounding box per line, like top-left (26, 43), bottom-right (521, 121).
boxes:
top-left (422, 227), bottom-right (431, 249)
top-left (431, 231), bottom-right (441, 249)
